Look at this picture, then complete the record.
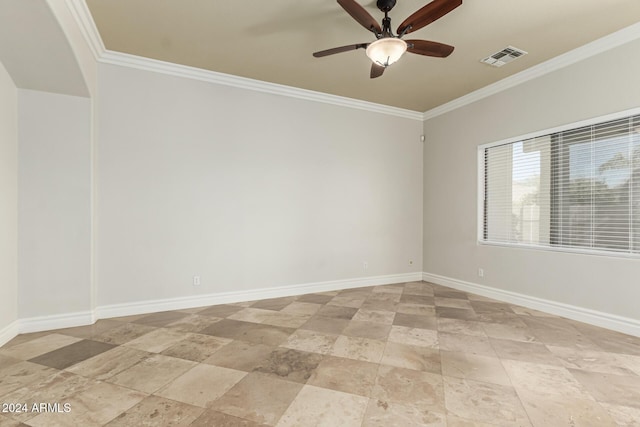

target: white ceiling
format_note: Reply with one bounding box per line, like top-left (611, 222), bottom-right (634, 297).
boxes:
top-left (85, 0), bottom-right (640, 112)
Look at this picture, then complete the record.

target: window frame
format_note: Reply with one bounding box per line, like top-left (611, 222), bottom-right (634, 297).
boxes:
top-left (477, 106), bottom-right (640, 259)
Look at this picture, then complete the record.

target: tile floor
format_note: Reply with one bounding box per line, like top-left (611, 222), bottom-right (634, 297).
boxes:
top-left (1, 281), bottom-right (640, 426)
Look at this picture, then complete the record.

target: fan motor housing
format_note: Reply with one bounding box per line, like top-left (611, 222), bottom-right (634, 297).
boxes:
top-left (377, 0), bottom-right (396, 12)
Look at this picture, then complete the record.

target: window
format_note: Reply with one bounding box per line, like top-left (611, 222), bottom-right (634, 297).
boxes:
top-left (481, 111), bottom-right (640, 256)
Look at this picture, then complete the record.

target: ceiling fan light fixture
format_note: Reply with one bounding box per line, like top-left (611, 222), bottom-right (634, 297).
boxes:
top-left (366, 38), bottom-right (407, 67)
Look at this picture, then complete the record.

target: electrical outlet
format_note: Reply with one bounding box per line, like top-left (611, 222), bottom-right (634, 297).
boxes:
top-left (363, 261), bottom-right (368, 270)
top-left (193, 275), bottom-right (201, 286)
top-left (409, 260), bottom-right (414, 266)
top-left (478, 268), bottom-right (484, 278)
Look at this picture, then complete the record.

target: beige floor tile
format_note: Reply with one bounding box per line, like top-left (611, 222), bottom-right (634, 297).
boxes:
top-left (228, 308), bottom-right (309, 328)
top-left (393, 313), bottom-right (438, 330)
top-left (122, 328), bottom-right (187, 353)
top-left (280, 329), bottom-right (338, 354)
top-left (516, 388), bottom-right (617, 427)
top-left (250, 296), bottom-right (297, 311)
top-left (104, 395), bottom-right (204, 426)
top-left (3, 282), bottom-right (640, 427)
top-left (372, 365), bottom-right (445, 413)
top-left (614, 352), bottom-right (640, 376)
top-left (395, 303), bottom-right (436, 316)
top-left (27, 381), bottom-right (146, 427)
top-left (481, 322), bottom-right (539, 343)
top-left (372, 285), bottom-right (403, 294)
top-left (280, 302), bottom-right (322, 316)
top-left (164, 314), bottom-right (222, 333)
top-left (53, 320), bottom-right (122, 340)
top-left (0, 354), bottom-right (21, 370)
top-left (307, 355), bottom-right (378, 397)
top-left (331, 335), bottom-right (385, 363)
top-left (434, 298), bottom-right (472, 310)
top-left (276, 385), bottom-right (368, 427)
top-left (547, 345), bottom-right (637, 376)
top-left (253, 348), bottom-right (324, 384)
top-left (0, 334), bottom-right (81, 360)
top-left (197, 304), bottom-right (244, 318)
top-left (436, 318), bottom-right (487, 337)
top-left (600, 403), bottom-right (640, 427)
top-left (352, 309), bottom-right (396, 325)
top-left (327, 295), bottom-right (365, 309)
top-left (200, 319), bottom-right (295, 346)
top-left (161, 333), bottom-right (231, 362)
top-left (388, 325), bottom-right (439, 349)
top-left (0, 414), bottom-right (23, 427)
top-left (489, 338), bottom-right (562, 365)
top-left (316, 305), bottom-right (359, 320)
top-left (441, 351), bottom-right (511, 386)
top-left (203, 340), bottom-right (275, 372)
top-left (446, 414), bottom-right (500, 427)
top-left (191, 410), bottom-right (269, 427)
top-left (443, 376), bottom-right (531, 427)
top-left (569, 368), bottom-right (640, 409)
top-left (92, 323), bottom-right (157, 345)
top-left (209, 372), bottom-right (303, 425)
top-left (362, 399), bottom-right (446, 427)
top-left (342, 320), bottom-right (391, 341)
top-left (436, 307), bottom-right (478, 321)
top-left (502, 360), bottom-right (592, 399)
top-left (402, 282), bottom-right (435, 297)
top-left (300, 315), bottom-right (349, 335)
top-left (0, 361), bottom-right (58, 397)
top-left (0, 370), bottom-right (91, 423)
top-left (132, 311), bottom-right (189, 327)
top-left (438, 332), bottom-right (495, 356)
top-left (155, 364), bottom-right (246, 408)
top-left (108, 354), bottom-right (197, 393)
top-left (380, 341), bottom-right (441, 374)
top-left (64, 346), bottom-right (149, 380)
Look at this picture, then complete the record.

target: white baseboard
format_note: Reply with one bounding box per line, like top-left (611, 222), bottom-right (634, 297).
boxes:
top-left (0, 320), bottom-right (20, 347)
top-left (19, 310), bottom-right (95, 335)
top-left (95, 272), bottom-right (423, 319)
top-left (0, 272), bottom-right (422, 346)
top-left (423, 272), bottom-right (640, 338)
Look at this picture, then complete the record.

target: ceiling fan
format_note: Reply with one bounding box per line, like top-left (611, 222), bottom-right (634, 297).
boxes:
top-left (313, 0), bottom-right (462, 78)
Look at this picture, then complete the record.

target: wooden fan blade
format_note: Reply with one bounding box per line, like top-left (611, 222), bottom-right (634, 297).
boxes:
top-left (397, 0), bottom-right (462, 36)
top-left (337, 0), bottom-right (382, 34)
top-left (406, 40), bottom-right (454, 57)
top-left (313, 43), bottom-right (368, 57)
top-left (370, 63), bottom-right (385, 78)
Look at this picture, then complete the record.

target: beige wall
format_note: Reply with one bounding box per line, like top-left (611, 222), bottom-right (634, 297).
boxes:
top-left (0, 61), bottom-right (18, 332)
top-left (96, 63), bottom-right (423, 306)
top-left (423, 38), bottom-right (640, 321)
top-left (18, 90), bottom-right (92, 318)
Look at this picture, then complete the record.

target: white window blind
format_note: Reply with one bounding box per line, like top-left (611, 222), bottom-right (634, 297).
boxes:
top-left (482, 113), bottom-right (640, 255)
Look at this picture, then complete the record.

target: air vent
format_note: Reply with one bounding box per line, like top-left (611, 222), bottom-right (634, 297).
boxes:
top-left (481, 46), bottom-right (528, 67)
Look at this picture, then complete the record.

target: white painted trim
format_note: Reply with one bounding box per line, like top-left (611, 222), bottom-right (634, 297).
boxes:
top-left (0, 321), bottom-right (20, 348)
top-left (423, 272), bottom-right (640, 338)
top-left (64, 0), bottom-right (106, 60)
top-left (95, 272), bottom-right (422, 319)
top-left (66, 1), bottom-right (421, 120)
top-left (0, 273), bottom-right (421, 345)
top-left (98, 51), bottom-right (423, 120)
top-left (423, 22), bottom-right (640, 121)
top-left (19, 311), bottom-right (95, 334)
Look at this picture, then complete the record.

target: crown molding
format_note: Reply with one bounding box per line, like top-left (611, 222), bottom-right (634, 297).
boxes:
top-left (67, 1), bottom-right (640, 123)
top-left (423, 21), bottom-right (640, 121)
top-left (99, 50), bottom-right (424, 120)
top-left (65, 0), bottom-right (422, 121)
top-left (64, 0), bottom-right (105, 60)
